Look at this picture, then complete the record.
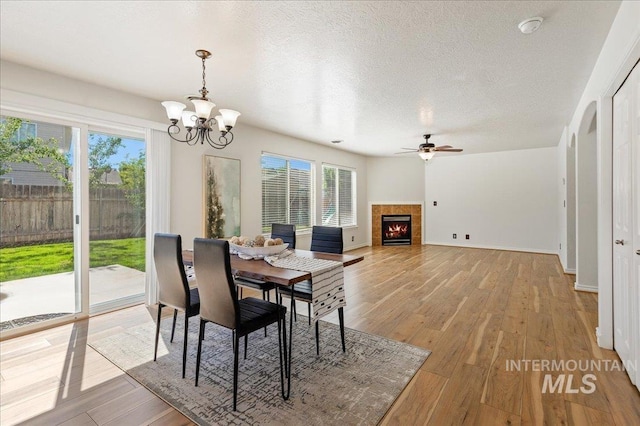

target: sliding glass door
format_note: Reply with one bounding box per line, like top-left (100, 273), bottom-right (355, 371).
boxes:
top-left (0, 114), bottom-right (149, 333)
top-left (88, 130), bottom-right (146, 313)
top-left (0, 115), bottom-right (82, 330)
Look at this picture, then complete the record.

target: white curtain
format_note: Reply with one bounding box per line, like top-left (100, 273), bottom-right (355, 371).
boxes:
top-left (145, 129), bottom-right (171, 306)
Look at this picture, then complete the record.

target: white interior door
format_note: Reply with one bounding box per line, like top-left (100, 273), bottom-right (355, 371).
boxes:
top-left (613, 62), bottom-right (638, 387)
top-left (633, 61), bottom-right (640, 389)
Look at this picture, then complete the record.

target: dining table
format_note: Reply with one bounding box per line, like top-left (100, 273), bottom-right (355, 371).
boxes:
top-left (182, 248), bottom-right (364, 399)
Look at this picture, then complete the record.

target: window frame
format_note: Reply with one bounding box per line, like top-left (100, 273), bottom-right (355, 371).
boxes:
top-left (321, 163), bottom-right (357, 227)
top-left (261, 152), bottom-right (315, 233)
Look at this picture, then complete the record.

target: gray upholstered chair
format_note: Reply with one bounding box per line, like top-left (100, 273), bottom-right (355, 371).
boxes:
top-left (236, 223), bottom-right (296, 305)
top-left (193, 238), bottom-right (286, 411)
top-left (153, 233), bottom-right (200, 379)
top-left (278, 225), bottom-right (345, 355)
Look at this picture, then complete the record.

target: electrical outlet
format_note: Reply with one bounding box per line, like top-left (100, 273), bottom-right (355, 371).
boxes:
top-left (351, 236), bottom-right (354, 242)
top-left (433, 201), bottom-right (437, 206)
top-left (453, 233), bottom-right (457, 239)
top-left (465, 234), bottom-right (470, 240)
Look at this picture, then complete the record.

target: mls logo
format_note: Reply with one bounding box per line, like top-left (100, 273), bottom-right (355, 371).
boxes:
top-left (542, 374), bottom-right (597, 394)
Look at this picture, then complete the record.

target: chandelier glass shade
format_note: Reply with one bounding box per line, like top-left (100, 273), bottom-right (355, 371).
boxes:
top-left (161, 50), bottom-right (240, 149)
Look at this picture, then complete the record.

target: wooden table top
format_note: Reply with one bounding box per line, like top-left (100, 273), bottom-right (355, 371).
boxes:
top-left (182, 249), bottom-right (363, 286)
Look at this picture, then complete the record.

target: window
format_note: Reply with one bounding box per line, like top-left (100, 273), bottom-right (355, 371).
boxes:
top-left (12, 121), bottom-right (37, 142)
top-left (261, 154), bottom-right (314, 232)
top-left (322, 164), bottom-right (356, 227)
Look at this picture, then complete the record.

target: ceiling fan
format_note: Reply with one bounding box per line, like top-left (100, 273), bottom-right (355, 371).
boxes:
top-left (395, 134), bottom-right (463, 161)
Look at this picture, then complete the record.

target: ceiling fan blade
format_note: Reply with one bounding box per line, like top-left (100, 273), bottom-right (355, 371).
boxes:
top-left (435, 145), bottom-right (452, 149)
top-left (436, 148), bottom-right (463, 152)
top-left (393, 151), bottom-right (416, 155)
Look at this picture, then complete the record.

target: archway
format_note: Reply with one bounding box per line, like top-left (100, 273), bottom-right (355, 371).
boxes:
top-left (575, 101), bottom-right (598, 292)
top-left (567, 134), bottom-right (576, 272)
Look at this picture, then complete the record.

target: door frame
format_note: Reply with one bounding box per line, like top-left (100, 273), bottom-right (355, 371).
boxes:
top-left (0, 89), bottom-right (167, 339)
top-left (0, 108), bottom-right (90, 336)
top-left (596, 38), bottom-right (640, 359)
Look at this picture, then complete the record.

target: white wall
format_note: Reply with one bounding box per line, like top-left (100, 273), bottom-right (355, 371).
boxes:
top-left (366, 156), bottom-right (426, 244)
top-left (576, 107), bottom-right (599, 292)
top-left (0, 61), bottom-right (165, 124)
top-left (424, 147), bottom-right (559, 253)
top-left (558, 0), bottom-right (640, 349)
top-left (557, 128), bottom-right (568, 269)
top-left (171, 125), bottom-right (369, 251)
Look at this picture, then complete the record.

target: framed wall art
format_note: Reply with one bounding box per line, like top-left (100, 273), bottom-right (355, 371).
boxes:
top-left (203, 155), bottom-right (241, 238)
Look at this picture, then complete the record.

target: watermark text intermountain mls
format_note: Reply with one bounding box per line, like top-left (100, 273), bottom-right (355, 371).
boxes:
top-left (505, 359), bottom-right (636, 394)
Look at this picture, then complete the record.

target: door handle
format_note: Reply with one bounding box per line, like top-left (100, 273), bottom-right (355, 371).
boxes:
top-left (615, 240), bottom-right (624, 245)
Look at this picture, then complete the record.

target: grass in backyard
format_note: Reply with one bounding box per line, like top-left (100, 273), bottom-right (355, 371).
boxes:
top-left (0, 238), bottom-right (145, 282)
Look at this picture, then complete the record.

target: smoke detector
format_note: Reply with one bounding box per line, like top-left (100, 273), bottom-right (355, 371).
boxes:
top-left (518, 17), bottom-right (543, 34)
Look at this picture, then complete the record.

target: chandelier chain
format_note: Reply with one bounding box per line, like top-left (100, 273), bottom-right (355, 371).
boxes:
top-left (202, 57), bottom-right (207, 93)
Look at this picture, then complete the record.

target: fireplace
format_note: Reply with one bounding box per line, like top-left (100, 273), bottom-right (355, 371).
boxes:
top-left (381, 215), bottom-right (412, 246)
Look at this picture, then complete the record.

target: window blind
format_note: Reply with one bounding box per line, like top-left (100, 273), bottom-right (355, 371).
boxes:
top-left (322, 164), bottom-right (356, 227)
top-left (261, 154), bottom-right (313, 232)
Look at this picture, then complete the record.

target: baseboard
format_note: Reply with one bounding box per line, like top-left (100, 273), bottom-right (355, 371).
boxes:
top-left (345, 242), bottom-right (369, 252)
top-left (564, 268), bottom-right (576, 274)
top-left (574, 282), bottom-right (598, 293)
top-left (423, 241), bottom-right (557, 255)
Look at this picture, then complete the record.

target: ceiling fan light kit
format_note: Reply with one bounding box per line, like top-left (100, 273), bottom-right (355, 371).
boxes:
top-left (161, 49), bottom-right (241, 149)
top-left (419, 151), bottom-right (436, 161)
top-left (394, 134), bottom-right (463, 161)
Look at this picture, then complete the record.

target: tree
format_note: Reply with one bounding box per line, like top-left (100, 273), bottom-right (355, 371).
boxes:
top-left (0, 117), bottom-right (70, 186)
top-left (205, 168), bottom-right (225, 238)
top-left (119, 152), bottom-right (145, 211)
top-left (88, 135), bottom-right (123, 188)
top-left (119, 151), bottom-right (146, 235)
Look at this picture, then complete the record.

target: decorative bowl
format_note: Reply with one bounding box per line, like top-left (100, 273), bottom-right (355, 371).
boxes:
top-left (229, 242), bottom-right (289, 258)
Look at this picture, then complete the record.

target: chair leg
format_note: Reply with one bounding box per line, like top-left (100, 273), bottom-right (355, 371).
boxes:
top-left (233, 333), bottom-right (240, 411)
top-left (293, 299), bottom-right (297, 322)
top-left (263, 289), bottom-right (268, 337)
top-left (315, 320), bottom-right (320, 356)
top-left (338, 307), bottom-right (346, 352)
top-left (244, 334), bottom-right (248, 360)
top-left (170, 309), bottom-right (178, 343)
top-left (154, 304), bottom-right (163, 362)
top-left (195, 320), bottom-right (205, 386)
top-left (182, 313), bottom-right (189, 379)
top-left (277, 311), bottom-right (285, 394)
top-left (308, 303), bottom-right (311, 325)
top-left (239, 287), bottom-right (243, 300)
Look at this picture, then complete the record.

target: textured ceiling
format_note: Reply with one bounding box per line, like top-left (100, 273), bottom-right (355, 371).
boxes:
top-left (0, 1), bottom-right (620, 156)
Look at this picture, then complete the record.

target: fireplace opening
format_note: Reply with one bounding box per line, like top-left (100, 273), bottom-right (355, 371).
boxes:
top-left (382, 215), bottom-right (412, 246)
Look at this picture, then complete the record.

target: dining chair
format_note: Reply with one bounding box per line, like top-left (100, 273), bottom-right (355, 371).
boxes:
top-left (153, 233), bottom-right (200, 379)
top-left (278, 225), bottom-right (346, 355)
top-left (193, 238), bottom-right (286, 411)
top-left (236, 223), bottom-right (296, 302)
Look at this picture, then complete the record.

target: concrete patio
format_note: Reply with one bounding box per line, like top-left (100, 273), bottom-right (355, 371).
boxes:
top-left (0, 265), bottom-right (145, 326)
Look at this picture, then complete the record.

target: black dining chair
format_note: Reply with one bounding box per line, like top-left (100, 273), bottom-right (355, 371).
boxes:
top-left (193, 238), bottom-right (286, 411)
top-left (236, 223), bottom-right (296, 302)
top-left (278, 225), bottom-right (346, 355)
top-left (153, 233), bottom-right (200, 379)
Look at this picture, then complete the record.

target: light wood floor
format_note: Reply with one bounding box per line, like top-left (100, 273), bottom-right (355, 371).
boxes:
top-left (1, 245), bottom-right (639, 425)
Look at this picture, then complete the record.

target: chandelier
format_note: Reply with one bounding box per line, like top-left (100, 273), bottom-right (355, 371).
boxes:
top-left (161, 49), bottom-right (241, 149)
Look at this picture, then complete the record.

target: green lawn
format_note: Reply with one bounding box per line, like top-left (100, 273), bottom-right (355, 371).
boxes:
top-left (0, 238), bottom-right (145, 282)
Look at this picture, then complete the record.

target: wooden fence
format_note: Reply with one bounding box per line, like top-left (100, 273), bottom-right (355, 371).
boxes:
top-left (0, 182), bottom-right (144, 247)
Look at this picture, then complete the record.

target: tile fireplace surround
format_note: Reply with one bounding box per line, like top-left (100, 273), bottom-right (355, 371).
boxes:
top-left (372, 204), bottom-right (422, 246)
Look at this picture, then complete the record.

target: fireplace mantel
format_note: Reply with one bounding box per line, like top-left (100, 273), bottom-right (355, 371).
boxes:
top-left (371, 204), bottom-right (422, 246)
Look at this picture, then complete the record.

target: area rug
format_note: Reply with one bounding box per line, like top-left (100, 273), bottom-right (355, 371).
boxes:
top-left (89, 315), bottom-right (430, 425)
